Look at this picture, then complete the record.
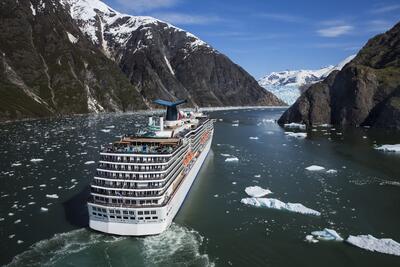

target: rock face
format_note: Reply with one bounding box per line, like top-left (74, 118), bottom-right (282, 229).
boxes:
top-left (279, 22), bottom-right (400, 129)
top-left (0, 0), bottom-right (146, 120)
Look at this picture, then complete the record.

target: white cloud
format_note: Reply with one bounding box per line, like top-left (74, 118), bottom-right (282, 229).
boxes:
top-left (116, 0), bottom-right (179, 12)
top-left (370, 4), bottom-right (400, 14)
top-left (365, 20), bottom-right (393, 32)
top-left (151, 12), bottom-right (221, 25)
top-left (317, 25), bottom-right (353, 37)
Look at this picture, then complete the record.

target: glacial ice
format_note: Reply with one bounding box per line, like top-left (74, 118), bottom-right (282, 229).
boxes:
top-left (220, 154), bottom-right (231, 157)
top-left (30, 158), bottom-right (44, 162)
top-left (285, 132), bottom-right (307, 138)
top-left (241, 197), bottom-right (321, 216)
top-left (375, 144), bottom-right (400, 153)
top-left (101, 129), bottom-right (111, 133)
top-left (305, 165), bottom-right (325, 171)
top-left (231, 123), bottom-right (239, 127)
top-left (40, 207), bottom-right (49, 212)
top-left (284, 123), bottom-right (306, 130)
top-left (84, 161), bottom-right (95, 165)
top-left (326, 169), bottom-right (338, 174)
top-left (225, 157), bottom-right (239, 162)
top-left (311, 228), bottom-right (343, 241)
top-left (346, 235), bottom-right (400, 256)
top-left (305, 235), bottom-right (319, 243)
top-left (46, 194), bottom-right (59, 199)
top-left (249, 137), bottom-right (259, 140)
top-left (245, 186), bottom-right (272, 197)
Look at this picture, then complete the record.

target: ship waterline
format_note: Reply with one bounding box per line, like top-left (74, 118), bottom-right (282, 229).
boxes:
top-left (87, 100), bottom-right (214, 236)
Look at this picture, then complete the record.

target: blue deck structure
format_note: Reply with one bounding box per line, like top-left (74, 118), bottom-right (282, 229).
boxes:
top-left (153, 99), bottom-right (187, 121)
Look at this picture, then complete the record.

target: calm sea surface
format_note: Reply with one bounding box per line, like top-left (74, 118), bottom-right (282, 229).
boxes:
top-left (1, 108), bottom-right (400, 266)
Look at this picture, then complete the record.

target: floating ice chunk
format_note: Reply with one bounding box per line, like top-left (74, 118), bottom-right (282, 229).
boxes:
top-left (284, 123), bottom-right (306, 130)
top-left (241, 197), bottom-right (321, 216)
top-left (9, 234), bottom-right (15, 239)
top-left (225, 157), bottom-right (239, 162)
top-left (375, 144), bottom-right (400, 153)
top-left (311, 228), bottom-right (343, 241)
top-left (232, 182), bottom-right (237, 185)
top-left (11, 163), bottom-right (22, 167)
top-left (305, 165), bottom-right (325, 171)
top-left (346, 235), bottom-right (400, 256)
top-left (249, 137), bottom-right (259, 140)
top-left (105, 125), bottom-right (115, 129)
top-left (30, 158), bottom-right (44, 162)
top-left (14, 219), bottom-right (21, 224)
top-left (245, 186), bottom-right (272, 197)
top-left (318, 124), bottom-right (332, 127)
top-left (213, 194), bottom-right (219, 198)
top-left (254, 174), bottom-right (261, 178)
top-left (39, 184), bottom-right (46, 187)
top-left (8, 213), bottom-right (14, 216)
top-left (46, 194), bottom-right (59, 199)
top-left (264, 119), bottom-right (275, 123)
top-left (285, 132), bottom-right (307, 138)
top-left (220, 153), bottom-right (231, 157)
top-left (326, 169), bottom-right (338, 174)
top-left (101, 129), bottom-right (111, 133)
top-left (28, 202), bottom-right (36, 205)
top-left (0, 217), bottom-right (4, 221)
top-left (84, 161), bottom-right (95, 165)
top-left (305, 235), bottom-right (319, 243)
top-left (17, 240), bottom-right (24, 244)
top-left (40, 207), bottom-right (48, 212)
top-left (231, 123), bottom-right (239, 127)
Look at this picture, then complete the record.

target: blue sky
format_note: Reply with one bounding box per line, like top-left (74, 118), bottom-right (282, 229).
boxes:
top-left (103, 0), bottom-right (399, 78)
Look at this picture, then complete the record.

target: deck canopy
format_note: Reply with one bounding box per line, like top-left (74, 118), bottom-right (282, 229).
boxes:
top-left (154, 99), bottom-right (187, 121)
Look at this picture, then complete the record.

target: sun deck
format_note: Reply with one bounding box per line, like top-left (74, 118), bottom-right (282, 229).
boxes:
top-left (101, 137), bottom-right (183, 154)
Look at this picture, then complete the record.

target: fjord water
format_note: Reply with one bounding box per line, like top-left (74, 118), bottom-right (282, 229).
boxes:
top-left (1, 109), bottom-right (400, 267)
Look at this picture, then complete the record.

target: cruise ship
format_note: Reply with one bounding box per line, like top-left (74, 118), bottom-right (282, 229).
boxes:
top-left (88, 99), bottom-right (214, 236)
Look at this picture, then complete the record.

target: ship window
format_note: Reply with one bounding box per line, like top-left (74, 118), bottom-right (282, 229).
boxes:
top-left (92, 212), bottom-right (97, 215)
top-left (129, 211), bottom-right (134, 215)
top-left (92, 207), bottom-right (97, 211)
top-left (110, 210), bottom-right (114, 214)
top-left (130, 217), bottom-right (135, 220)
top-left (123, 210), bottom-right (128, 214)
top-left (145, 217), bottom-right (151, 220)
top-left (138, 211), bottom-right (143, 215)
top-left (123, 216), bottom-right (128, 220)
top-left (138, 217), bottom-right (143, 220)
top-left (116, 210), bottom-right (121, 214)
top-left (110, 216), bottom-right (115, 219)
top-left (101, 208), bottom-right (106, 213)
top-left (144, 211), bottom-right (149, 215)
top-left (151, 210), bottom-right (156, 214)
top-left (152, 217), bottom-right (158, 220)
top-left (116, 216), bottom-right (121, 219)
top-left (103, 214), bottom-right (107, 217)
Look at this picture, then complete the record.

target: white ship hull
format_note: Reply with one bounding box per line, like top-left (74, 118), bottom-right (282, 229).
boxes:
top-left (89, 133), bottom-right (213, 236)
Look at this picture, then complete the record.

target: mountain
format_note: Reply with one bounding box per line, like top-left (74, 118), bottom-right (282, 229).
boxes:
top-left (278, 22), bottom-right (400, 129)
top-left (61, 0), bottom-right (284, 107)
top-left (258, 55), bottom-right (356, 105)
top-left (0, 0), bottom-right (284, 121)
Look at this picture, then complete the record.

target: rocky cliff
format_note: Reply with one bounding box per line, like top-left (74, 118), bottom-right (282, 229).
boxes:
top-left (278, 22), bottom-right (400, 129)
top-left (0, 0), bottom-right (283, 121)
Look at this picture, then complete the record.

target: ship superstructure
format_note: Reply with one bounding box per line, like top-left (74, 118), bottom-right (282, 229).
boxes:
top-left (88, 100), bottom-right (213, 235)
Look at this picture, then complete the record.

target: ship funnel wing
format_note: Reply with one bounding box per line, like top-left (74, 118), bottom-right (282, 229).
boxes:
top-left (153, 99), bottom-right (187, 121)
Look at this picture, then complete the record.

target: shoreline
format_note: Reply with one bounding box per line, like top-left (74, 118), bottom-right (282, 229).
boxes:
top-left (0, 105), bottom-right (289, 124)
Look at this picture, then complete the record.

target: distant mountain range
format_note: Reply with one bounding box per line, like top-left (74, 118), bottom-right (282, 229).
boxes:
top-left (279, 22), bottom-right (400, 129)
top-left (0, 0), bottom-right (283, 121)
top-left (258, 55), bottom-right (356, 104)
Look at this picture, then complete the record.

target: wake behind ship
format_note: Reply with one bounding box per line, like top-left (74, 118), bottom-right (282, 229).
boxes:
top-left (88, 100), bottom-right (214, 235)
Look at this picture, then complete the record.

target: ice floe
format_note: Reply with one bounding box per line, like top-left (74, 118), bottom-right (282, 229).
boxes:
top-left (14, 219), bottom-right (21, 224)
top-left (311, 228), bottom-right (343, 241)
top-left (375, 144), bottom-right (400, 153)
top-left (84, 161), bottom-right (95, 165)
top-left (46, 194), bottom-right (59, 199)
top-left (326, 169), bottom-right (338, 174)
top-left (100, 129), bottom-right (111, 133)
top-left (241, 197), bottom-right (321, 216)
top-left (245, 186), bottom-right (272, 197)
top-left (231, 123), bottom-right (239, 127)
top-left (249, 137), bottom-right (259, 140)
top-left (305, 235), bottom-right (319, 243)
top-left (220, 153), bottom-right (231, 157)
top-left (285, 132), bottom-right (307, 138)
top-left (225, 157), bottom-right (239, 162)
top-left (40, 207), bottom-right (49, 212)
top-left (305, 165), bottom-right (325, 171)
top-left (11, 163), bottom-right (22, 167)
top-left (346, 235), bottom-right (400, 256)
top-left (30, 158), bottom-right (44, 162)
top-left (284, 123), bottom-right (306, 130)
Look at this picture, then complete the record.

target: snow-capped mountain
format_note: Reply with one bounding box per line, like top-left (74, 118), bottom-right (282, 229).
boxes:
top-left (258, 55), bottom-right (356, 105)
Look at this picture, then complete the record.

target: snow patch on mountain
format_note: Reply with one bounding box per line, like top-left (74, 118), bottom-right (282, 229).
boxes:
top-left (259, 55), bottom-right (356, 105)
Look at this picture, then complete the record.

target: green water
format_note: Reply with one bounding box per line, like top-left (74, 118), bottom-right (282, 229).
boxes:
top-left (1, 109), bottom-right (400, 266)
